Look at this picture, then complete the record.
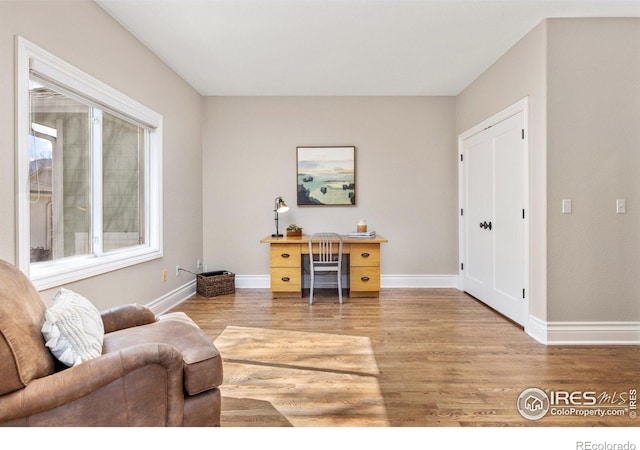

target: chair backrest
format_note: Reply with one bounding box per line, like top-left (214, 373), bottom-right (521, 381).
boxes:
top-left (0, 260), bottom-right (56, 396)
top-left (308, 233), bottom-right (343, 264)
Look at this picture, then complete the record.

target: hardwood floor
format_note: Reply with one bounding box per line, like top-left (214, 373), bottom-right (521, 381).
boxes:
top-left (170, 288), bottom-right (640, 427)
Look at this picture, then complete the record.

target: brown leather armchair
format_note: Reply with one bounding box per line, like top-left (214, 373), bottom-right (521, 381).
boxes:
top-left (0, 260), bottom-right (223, 426)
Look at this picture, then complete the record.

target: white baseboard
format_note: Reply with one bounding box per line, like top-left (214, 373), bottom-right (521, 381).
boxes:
top-left (232, 274), bottom-right (459, 289)
top-left (147, 279), bottom-right (196, 315)
top-left (524, 315), bottom-right (548, 344)
top-left (526, 315), bottom-right (640, 345)
top-left (381, 274), bottom-right (459, 288)
top-left (235, 274), bottom-right (270, 288)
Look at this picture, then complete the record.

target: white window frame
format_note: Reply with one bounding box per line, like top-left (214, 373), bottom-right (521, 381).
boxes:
top-left (16, 37), bottom-right (163, 291)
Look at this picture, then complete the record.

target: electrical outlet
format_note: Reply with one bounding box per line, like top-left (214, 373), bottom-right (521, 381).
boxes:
top-left (616, 199), bottom-right (626, 214)
top-left (176, 265), bottom-right (181, 276)
top-left (162, 270), bottom-right (167, 282)
top-left (196, 259), bottom-right (202, 269)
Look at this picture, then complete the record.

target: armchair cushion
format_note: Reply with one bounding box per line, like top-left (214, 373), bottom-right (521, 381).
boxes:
top-left (41, 288), bottom-right (104, 367)
top-left (103, 312), bottom-right (222, 396)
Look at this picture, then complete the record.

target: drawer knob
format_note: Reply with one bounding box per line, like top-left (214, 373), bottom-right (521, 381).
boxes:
top-left (361, 252), bottom-right (370, 257)
top-left (281, 277), bottom-right (290, 282)
top-left (361, 276), bottom-right (370, 282)
top-left (281, 253), bottom-right (290, 258)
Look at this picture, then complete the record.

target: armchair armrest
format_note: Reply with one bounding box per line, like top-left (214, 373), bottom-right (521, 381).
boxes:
top-left (0, 343), bottom-right (184, 426)
top-left (101, 303), bottom-right (156, 333)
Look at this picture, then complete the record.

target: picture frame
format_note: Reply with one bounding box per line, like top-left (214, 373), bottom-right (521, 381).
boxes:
top-left (297, 146), bottom-right (356, 206)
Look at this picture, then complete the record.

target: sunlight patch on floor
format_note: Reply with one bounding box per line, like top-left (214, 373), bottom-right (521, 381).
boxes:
top-left (215, 326), bottom-right (389, 427)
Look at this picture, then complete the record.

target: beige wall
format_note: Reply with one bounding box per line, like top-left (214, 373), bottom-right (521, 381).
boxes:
top-left (0, 1), bottom-right (204, 309)
top-left (202, 96), bottom-right (458, 277)
top-left (547, 18), bottom-right (640, 321)
top-left (456, 21), bottom-right (548, 321)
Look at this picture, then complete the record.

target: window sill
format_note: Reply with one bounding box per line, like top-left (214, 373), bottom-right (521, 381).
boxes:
top-left (31, 246), bottom-right (162, 291)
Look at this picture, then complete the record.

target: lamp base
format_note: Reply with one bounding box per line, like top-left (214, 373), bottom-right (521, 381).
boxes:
top-left (271, 233), bottom-right (284, 237)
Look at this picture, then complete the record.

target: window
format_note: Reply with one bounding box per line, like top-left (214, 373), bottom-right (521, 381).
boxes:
top-left (17, 37), bottom-right (163, 290)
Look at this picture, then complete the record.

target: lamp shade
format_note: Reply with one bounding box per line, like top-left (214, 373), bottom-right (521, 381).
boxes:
top-left (276, 198), bottom-right (289, 213)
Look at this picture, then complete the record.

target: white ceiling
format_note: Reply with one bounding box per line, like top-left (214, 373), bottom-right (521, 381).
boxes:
top-left (96, 0), bottom-right (640, 96)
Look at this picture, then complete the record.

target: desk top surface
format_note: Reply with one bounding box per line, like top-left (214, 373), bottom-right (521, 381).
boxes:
top-left (261, 235), bottom-right (388, 244)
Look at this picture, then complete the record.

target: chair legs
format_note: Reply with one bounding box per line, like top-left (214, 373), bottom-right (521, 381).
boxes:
top-left (309, 270), bottom-right (314, 305)
top-left (309, 269), bottom-right (342, 305)
top-left (337, 272), bottom-right (342, 304)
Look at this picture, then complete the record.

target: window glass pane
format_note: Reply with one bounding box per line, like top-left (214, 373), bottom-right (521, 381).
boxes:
top-left (29, 79), bottom-right (91, 263)
top-left (102, 112), bottom-right (146, 252)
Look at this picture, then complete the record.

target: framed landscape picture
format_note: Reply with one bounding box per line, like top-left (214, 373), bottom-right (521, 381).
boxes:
top-left (297, 146), bottom-right (356, 206)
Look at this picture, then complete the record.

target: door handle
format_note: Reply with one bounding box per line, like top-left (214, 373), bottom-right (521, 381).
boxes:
top-left (361, 252), bottom-right (370, 257)
top-left (281, 253), bottom-right (290, 258)
top-left (281, 277), bottom-right (290, 282)
top-left (361, 276), bottom-right (370, 282)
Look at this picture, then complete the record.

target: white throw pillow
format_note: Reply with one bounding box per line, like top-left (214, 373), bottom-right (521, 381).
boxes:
top-left (41, 288), bottom-right (104, 367)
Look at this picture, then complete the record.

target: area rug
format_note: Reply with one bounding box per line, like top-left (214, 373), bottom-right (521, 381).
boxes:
top-left (214, 326), bottom-right (389, 427)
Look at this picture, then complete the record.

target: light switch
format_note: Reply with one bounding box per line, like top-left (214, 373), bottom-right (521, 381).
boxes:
top-left (562, 199), bottom-right (572, 214)
top-left (616, 199), bottom-right (626, 214)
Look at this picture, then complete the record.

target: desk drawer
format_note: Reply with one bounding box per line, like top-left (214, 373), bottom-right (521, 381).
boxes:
top-left (271, 267), bottom-right (301, 291)
top-left (350, 267), bottom-right (380, 291)
top-left (270, 244), bottom-right (301, 268)
top-left (350, 244), bottom-right (380, 267)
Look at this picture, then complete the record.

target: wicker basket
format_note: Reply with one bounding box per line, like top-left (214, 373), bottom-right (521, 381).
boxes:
top-left (197, 271), bottom-right (235, 297)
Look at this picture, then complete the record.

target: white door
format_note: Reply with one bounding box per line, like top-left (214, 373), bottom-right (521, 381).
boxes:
top-left (462, 111), bottom-right (528, 326)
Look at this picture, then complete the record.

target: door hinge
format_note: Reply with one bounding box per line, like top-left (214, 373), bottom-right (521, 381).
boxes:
top-left (460, 208), bottom-right (464, 216)
top-left (522, 209), bottom-right (525, 219)
top-left (522, 288), bottom-right (526, 299)
top-left (461, 263), bottom-right (464, 271)
top-left (460, 154), bottom-right (464, 162)
top-left (522, 129), bottom-right (525, 139)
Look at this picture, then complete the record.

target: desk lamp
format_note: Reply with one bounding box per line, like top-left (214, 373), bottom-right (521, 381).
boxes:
top-left (272, 196), bottom-right (289, 237)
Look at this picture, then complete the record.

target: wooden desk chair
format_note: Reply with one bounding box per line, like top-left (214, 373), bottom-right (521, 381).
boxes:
top-left (308, 233), bottom-right (343, 304)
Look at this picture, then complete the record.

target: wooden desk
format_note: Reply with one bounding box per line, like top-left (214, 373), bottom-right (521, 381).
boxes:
top-left (260, 235), bottom-right (388, 299)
